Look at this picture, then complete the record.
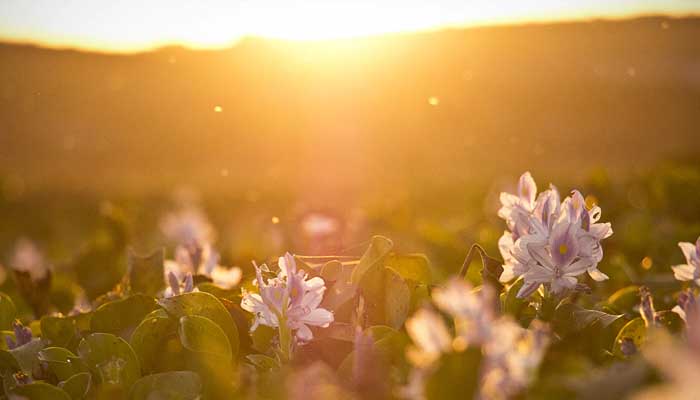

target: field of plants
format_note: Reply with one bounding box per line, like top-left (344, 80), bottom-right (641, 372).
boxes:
top-left (0, 160), bottom-right (700, 399)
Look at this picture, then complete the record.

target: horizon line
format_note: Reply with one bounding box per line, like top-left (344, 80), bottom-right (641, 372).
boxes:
top-left (0, 12), bottom-right (696, 55)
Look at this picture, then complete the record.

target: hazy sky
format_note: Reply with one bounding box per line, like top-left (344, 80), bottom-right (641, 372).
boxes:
top-left (1, 0), bottom-right (698, 52)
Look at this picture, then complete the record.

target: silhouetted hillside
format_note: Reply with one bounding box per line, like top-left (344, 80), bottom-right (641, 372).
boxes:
top-left (1, 16), bottom-right (699, 196)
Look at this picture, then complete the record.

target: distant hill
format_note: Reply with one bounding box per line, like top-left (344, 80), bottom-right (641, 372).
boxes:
top-left (1, 16), bottom-right (699, 196)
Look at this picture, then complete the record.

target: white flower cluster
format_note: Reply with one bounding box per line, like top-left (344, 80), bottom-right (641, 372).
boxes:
top-left (241, 253), bottom-right (334, 342)
top-left (11, 238), bottom-right (50, 283)
top-left (671, 237), bottom-right (700, 285)
top-left (404, 278), bottom-right (549, 400)
top-left (497, 172), bottom-right (613, 298)
top-left (160, 206), bottom-right (241, 297)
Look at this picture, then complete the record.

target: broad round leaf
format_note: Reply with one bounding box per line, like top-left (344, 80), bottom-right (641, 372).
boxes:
top-left (384, 268), bottom-right (410, 329)
top-left (77, 333), bottom-right (141, 390)
top-left (38, 346), bottom-right (89, 381)
top-left (11, 382), bottom-right (72, 400)
top-left (59, 372), bottom-right (92, 400)
top-left (177, 315), bottom-right (232, 361)
top-left (130, 313), bottom-right (179, 374)
top-left (0, 292), bottom-right (17, 331)
top-left (90, 295), bottom-right (158, 339)
top-left (158, 292), bottom-right (239, 358)
top-left (613, 318), bottom-right (647, 358)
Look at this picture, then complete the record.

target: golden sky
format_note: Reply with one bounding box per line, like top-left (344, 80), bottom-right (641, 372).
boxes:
top-left (0, 0), bottom-right (698, 52)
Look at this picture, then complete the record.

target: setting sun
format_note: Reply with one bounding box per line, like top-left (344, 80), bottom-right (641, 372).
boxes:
top-left (2, 0), bottom-right (700, 398)
top-left (0, 0), bottom-right (699, 52)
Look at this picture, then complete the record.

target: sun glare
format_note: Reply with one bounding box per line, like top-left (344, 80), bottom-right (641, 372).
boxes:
top-left (0, 0), bottom-right (698, 51)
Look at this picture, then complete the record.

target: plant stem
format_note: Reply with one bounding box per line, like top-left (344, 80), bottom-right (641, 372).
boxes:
top-left (278, 319), bottom-right (292, 363)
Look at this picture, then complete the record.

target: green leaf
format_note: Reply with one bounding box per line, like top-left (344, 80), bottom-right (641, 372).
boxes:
top-left (0, 349), bottom-right (20, 375)
top-left (9, 338), bottom-right (45, 374)
top-left (501, 278), bottom-right (528, 318)
top-left (385, 254), bottom-right (433, 284)
top-left (129, 371), bottom-right (202, 400)
top-left (607, 286), bottom-right (641, 314)
top-left (127, 248), bottom-right (165, 296)
top-left (37, 346), bottom-right (89, 381)
top-left (59, 372), bottom-right (92, 400)
top-left (321, 263), bottom-right (357, 310)
top-left (246, 354), bottom-right (278, 371)
top-left (613, 318), bottom-right (647, 358)
top-left (158, 292), bottom-right (239, 359)
top-left (0, 292), bottom-right (17, 330)
top-left (91, 295), bottom-right (158, 340)
top-left (251, 325), bottom-right (275, 353)
top-left (553, 301), bottom-right (624, 336)
top-left (350, 236), bottom-right (393, 285)
top-left (177, 315), bottom-right (232, 361)
top-left (196, 282), bottom-right (237, 301)
top-left (384, 267), bottom-right (410, 329)
top-left (130, 313), bottom-right (179, 374)
top-left (320, 260), bottom-right (344, 281)
top-left (425, 347), bottom-right (482, 400)
top-left (40, 313), bottom-right (92, 350)
top-left (77, 333), bottom-right (141, 390)
top-left (10, 382), bottom-right (72, 400)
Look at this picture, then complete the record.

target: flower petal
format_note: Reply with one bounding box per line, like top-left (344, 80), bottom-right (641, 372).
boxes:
top-left (679, 242), bottom-right (699, 265)
top-left (295, 324), bottom-right (313, 341)
top-left (587, 267), bottom-right (609, 282)
top-left (672, 264), bottom-right (696, 281)
top-left (405, 308), bottom-right (452, 355)
top-left (526, 242), bottom-right (554, 269)
top-left (210, 266), bottom-right (242, 289)
top-left (516, 280), bottom-right (541, 299)
top-left (518, 171), bottom-right (537, 209)
top-left (301, 308), bottom-right (334, 327)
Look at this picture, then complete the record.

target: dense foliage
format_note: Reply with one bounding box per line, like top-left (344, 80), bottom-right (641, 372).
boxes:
top-left (1, 167), bottom-right (700, 399)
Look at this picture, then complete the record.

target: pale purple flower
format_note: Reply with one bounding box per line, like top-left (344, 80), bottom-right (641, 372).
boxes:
top-left (163, 271), bottom-right (198, 298)
top-left (673, 290), bottom-right (700, 352)
top-left (632, 330), bottom-right (700, 400)
top-left (481, 319), bottom-right (550, 400)
top-left (10, 239), bottom-right (49, 282)
top-left (301, 212), bottom-right (340, 237)
top-left (160, 206), bottom-right (214, 248)
top-left (405, 308), bottom-right (453, 367)
top-left (498, 172), bottom-right (539, 240)
top-left (403, 275), bottom-right (550, 400)
top-left (164, 244), bottom-right (241, 291)
top-left (241, 253), bottom-right (333, 342)
top-left (432, 278), bottom-right (495, 345)
top-left (498, 173), bottom-right (612, 297)
top-left (671, 237), bottom-right (700, 285)
top-left (517, 220), bottom-right (595, 298)
top-left (5, 320), bottom-right (33, 350)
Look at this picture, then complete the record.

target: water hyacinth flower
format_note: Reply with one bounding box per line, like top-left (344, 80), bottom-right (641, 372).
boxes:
top-left (163, 244), bottom-right (242, 290)
top-left (405, 308), bottom-right (452, 366)
top-left (481, 319), bottom-right (550, 400)
top-left (406, 278), bottom-right (496, 368)
top-left (163, 271), bottom-right (197, 298)
top-left (160, 206), bottom-right (214, 248)
top-left (632, 329), bottom-right (700, 400)
top-left (672, 290), bottom-right (700, 352)
top-left (497, 172), bottom-right (612, 298)
top-left (161, 207), bottom-right (241, 292)
top-left (10, 239), bottom-right (49, 283)
top-left (4, 320), bottom-right (33, 350)
top-left (671, 237), bottom-right (700, 285)
top-left (241, 253), bottom-right (333, 356)
top-left (403, 277), bottom-right (549, 400)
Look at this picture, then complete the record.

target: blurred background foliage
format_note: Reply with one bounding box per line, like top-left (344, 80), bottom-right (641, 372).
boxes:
top-left (0, 15), bottom-right (699, 320)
